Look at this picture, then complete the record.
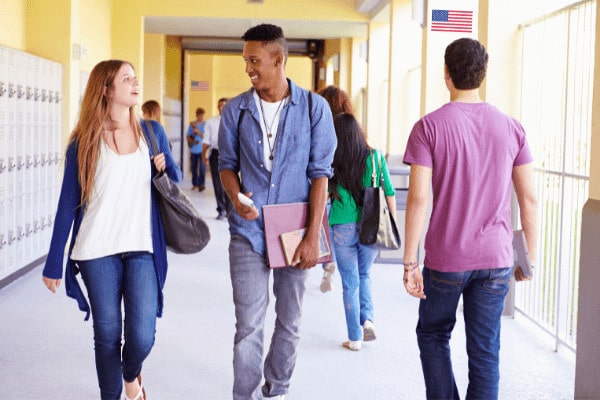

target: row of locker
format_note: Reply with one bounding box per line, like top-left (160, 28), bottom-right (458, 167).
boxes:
top-left (0, 45), bottom-right (63, 281)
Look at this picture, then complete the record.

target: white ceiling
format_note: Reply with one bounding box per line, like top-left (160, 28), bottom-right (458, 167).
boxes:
top-left (144, 16), bottom-right (370, 40)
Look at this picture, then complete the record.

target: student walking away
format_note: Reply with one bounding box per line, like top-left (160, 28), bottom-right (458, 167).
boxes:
top-left (315, 85), bottom-right (355, 292)
top-left (402, 38), bottom-right (538, 400)
top-left (187, 107), bottom-right (206, 191)
top-left (328, 113), bottom-right (396, 351)
top-left (218, 24), bottom-right (337, 400)
top-left (42, 59), bottom-right (182, 400)
top-left (202, 97), bottom-right (231, 219)
top-left (141, 99), bottom-right (161, 123)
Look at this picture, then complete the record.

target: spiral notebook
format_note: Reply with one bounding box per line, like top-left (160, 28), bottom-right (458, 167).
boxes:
top-left (263, 202), bottom-right (333, 268)
top-left (280, 225), bottom-right (331, 266)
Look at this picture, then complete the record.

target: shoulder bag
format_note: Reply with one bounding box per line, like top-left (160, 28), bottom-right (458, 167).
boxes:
top-left (359, 150), bottom-right (401, 250)
top-left (145, 120), bottom-right (210, 254)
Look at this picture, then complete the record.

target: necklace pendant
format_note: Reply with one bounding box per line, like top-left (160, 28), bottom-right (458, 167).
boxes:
top-left (268, 133), bottom-right (273, 138)
top-left (269, 154), bottom-right (274, 160)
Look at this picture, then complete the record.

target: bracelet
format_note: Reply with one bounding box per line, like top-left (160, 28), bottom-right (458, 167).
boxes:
top-left (404, 261), bottom-right (418, 272)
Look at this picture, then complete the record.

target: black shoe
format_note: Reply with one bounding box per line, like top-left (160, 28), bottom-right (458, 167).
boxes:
top-left (198, 185), bottom-right (206, 192)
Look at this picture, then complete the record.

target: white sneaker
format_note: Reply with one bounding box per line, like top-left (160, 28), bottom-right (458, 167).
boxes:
top-left (363, 320), bottom-right (376, 341)
top-left (265, 396), bottom-right (286, 400)
top-left (342, 340), bottom-right (362, 351)
top-left (320, 263), bottom-right (336, 293)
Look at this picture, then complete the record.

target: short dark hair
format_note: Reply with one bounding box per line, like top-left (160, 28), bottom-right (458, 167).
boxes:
top-left (195, 107), bottom-right (205, 115)
top-left (444, 38), bottom-right (488, 90)
top-left (242, 23), bottom-right (288, 61)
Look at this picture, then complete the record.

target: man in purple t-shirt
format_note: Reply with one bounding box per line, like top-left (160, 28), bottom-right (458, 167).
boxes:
top-left (402, 38), bottom-right (538, 399)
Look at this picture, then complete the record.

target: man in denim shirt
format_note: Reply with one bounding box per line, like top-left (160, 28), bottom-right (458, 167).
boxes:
top-left (218, 24), bottom-right (336, 400)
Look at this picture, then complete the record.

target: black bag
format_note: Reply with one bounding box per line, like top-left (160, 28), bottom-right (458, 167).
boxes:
top-left (359, 150), bottom-right (401, 250)
top-left (144, 120), bottom-right (210, 254)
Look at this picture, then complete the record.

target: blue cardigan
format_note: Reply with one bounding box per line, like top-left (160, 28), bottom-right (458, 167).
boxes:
top-left (43, 120), bottom-right (182, 320)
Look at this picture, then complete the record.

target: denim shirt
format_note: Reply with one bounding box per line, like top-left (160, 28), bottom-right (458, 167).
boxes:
top-left (218, 79), bottom-right (336, 256)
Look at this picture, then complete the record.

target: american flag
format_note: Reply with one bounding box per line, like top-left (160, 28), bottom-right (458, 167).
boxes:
top-left (191, 80), bottom-right (209, 91)
top-left (431, 9), bottom-right (473, 33)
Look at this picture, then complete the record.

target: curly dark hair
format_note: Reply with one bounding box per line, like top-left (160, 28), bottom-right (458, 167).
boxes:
top-left (329, 113), bottom-right (370, 207)
top-left (242, 23), bottom-right (288, 60)
top-left (444, 38), bottom-right (488, 90)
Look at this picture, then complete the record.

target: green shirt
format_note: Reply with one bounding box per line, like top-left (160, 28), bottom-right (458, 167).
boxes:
top-left (329, 149), bottom-right (396, 225)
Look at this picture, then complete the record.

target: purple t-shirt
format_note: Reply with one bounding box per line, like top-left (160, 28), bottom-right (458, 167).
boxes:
top-left (403, 102), bottom-right (533, 272)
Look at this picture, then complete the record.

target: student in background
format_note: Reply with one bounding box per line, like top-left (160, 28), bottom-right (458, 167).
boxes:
top-left (42, 59), bottom-right (182, 400)
top-left (315, 85), bottom-right (356, 293)
top-left (328, 112), bottom-right (396, 351)
top-left (141, 100), bottom-right (161, 122)
top-left (187, 107), bottom-right (206, 191)
top-left (203, 97), bottom-right (231, 220)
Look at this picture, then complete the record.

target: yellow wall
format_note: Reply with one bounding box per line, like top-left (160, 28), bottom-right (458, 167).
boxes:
top-left (141, 0), bottom-right (365, 21)
top-left (0, 0), bottom-right (25, 49)
top-left (79, 0), bottom-right (112, 73)
top-left (143, 33), bottom-right (166, 112)
top-left (165, 36), bottom-right (182, 100)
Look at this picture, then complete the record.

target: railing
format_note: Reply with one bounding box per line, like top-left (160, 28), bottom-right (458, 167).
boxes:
top-left (516, 0), bottom-right (596, 351)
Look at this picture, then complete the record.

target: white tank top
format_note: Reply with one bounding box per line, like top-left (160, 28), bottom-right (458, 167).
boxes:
top-left (71, 138), bottom-right (153, 260)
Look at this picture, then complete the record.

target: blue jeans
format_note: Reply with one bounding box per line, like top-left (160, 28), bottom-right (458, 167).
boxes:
top-left (229, 235), bottom-right (308, 400)
top-left (78, 252), bottom-right (158, 400)
top-left (190, 152), bottom-right (205, 187)
top-left (417, 266), bottom-right (512, 400)
top-left (331, 223), bottom-right (378, 341)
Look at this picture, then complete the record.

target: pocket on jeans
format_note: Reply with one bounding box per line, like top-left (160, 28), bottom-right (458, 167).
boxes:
top-left (483, 267), bottom-right (512, 296)
top-left (428, 269), bottom-right (464, 294)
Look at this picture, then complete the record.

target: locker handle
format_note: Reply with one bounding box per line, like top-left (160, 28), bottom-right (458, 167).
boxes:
top-left (17, 84), bottom-right (25, 99)
top-left (26, 86), bottom-right (33, 100)
top-left (8, 83), bottom-right (16, 98)
top-left (0, 235), bottom-right (6, 248)
top-left (0, 158), bottom-right (6, 173)
top-left (0, 82), bottom-right (6, 96)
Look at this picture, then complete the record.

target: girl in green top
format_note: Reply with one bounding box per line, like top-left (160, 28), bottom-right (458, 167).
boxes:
top-left (328, 113), bottom-right (396, 351)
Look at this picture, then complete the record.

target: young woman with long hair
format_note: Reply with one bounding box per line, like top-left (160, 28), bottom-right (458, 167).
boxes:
top-left (328, 113), bottom-right (396, 351)
top-left (42, 59), bottom-right (181, 400)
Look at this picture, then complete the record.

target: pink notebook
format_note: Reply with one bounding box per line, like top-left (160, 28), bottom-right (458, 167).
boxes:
top-left (263, 202), bottom-right (333, 268)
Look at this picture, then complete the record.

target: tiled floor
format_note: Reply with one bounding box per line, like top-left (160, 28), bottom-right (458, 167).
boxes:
top-left (0, 178), bottom-right (575, 399)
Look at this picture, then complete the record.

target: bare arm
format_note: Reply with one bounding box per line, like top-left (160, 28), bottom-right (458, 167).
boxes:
top-left (386, 195), bottom-right (397, 219)
top-left (403, 164), bottom-right (431, 299)
top-left (513, 163), bottom-right (538, 281)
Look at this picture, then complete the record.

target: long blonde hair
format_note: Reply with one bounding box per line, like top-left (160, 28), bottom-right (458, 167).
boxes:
top-left (69, 60), bottom-right (143, 206)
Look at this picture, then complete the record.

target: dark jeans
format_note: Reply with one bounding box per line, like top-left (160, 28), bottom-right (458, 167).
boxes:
top-left (190, 152), bottom-right (205, 187)
top-left (78, 252), bottom-right (158, 400)
top-left (209, 149), bottom-right (231, 214)
top-left (417, 266), bottom-right (512, 400)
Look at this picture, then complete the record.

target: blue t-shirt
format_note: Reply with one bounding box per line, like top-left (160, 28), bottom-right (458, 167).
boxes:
top-left (187, 120), bottom-right (205, 154)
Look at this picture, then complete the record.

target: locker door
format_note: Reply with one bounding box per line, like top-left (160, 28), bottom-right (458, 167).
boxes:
top-left (0, 46), bottom-right (8, 276)
top-left (4, 47), bottom-right (18, 277)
